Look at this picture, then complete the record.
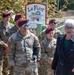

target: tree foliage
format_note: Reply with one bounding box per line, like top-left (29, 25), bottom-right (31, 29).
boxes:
top-left (58, 0), bottom-right (74, 10)
top-left (67, 0), bottom-right (74, 10)
top-left (0, 0), bottom-right (27, 14)
top-left (0, 0), bottom-right (62, 20)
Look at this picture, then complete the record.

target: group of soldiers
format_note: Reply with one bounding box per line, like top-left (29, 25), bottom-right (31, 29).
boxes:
top-left (38, 19), bottom-right (62, 75)
top-left (0, 11), bottom-right (62, 75)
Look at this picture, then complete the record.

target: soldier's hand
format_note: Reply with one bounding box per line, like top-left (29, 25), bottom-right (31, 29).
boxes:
top-left (72, 68), bottom-right (74, 72)
top-left (0, 41), bottom-right (8, 50)
top-left (4, 44), bottom-right (8, 53)
top-left (0, 41), bottom-right (4, 46)
top-left (48, 57), bottom-right (53, 65)
top-left (37, 55), bottom-right (40, 62)
top-left (52, 70), bottom-right (55, 75)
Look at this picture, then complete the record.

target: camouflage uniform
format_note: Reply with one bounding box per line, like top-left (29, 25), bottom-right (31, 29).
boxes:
top-left (0, 21), bottom-right (14, 42)
top-left (39, 37), bottom-right (56, 75)
top-left (0, 21), bottom-right (14, 75)
top-left (8, 30), bottom-right (40, 75)
top-left (7, 25), bottom-right (18, 75)
top-left (0, 39), bottom-right (7, 75)
top-left (39, 28), bottom-right (62, 42)
top-left (8, 25), bottom-right (18, 38)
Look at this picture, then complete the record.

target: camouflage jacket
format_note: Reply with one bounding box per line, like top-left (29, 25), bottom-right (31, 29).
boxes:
top-left (41, 38), bottom-right (56, 59)
top-left (39, 28), bottom-right (62, 41)
top-left (0, 21), bottom-right (14, 43)
top-left (7, 25), bottom-right (18, 38)
top-left (8, 30), bottom-right (41, 66)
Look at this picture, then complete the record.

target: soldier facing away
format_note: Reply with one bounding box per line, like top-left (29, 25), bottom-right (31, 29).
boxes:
top-left (0, 11), bottom-right (14, 75)
top-left (8, 18), bottom-right (41, 75)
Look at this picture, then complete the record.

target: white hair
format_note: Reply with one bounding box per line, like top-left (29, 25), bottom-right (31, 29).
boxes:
top-left (64, 19), bottom-right (74, 27)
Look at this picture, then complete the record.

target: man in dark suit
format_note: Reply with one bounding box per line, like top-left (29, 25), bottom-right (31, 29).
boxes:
top-left (52, 19), bottom-right (74, 75)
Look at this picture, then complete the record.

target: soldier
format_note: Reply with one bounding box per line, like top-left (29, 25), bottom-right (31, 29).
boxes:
top-left (0, 11), bottom-right (14, 75)
top-left (8, 18), bottom-right (41, 75)
top-left (8, 14), bottom-right (22, 75)
top-left (39, 19), bottom-right (62, 41)
top-left (8, 14), bottom-right (22, 37)
top-left (40, 26), bottom-right (56, 75)
top-left (0, 39), bottom-right (8, 75)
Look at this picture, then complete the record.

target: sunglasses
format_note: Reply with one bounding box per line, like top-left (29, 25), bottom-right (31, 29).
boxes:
top-left (50, 23), bottom-right (56, 25)
top-left (22, 24), bottom-right (29, 28)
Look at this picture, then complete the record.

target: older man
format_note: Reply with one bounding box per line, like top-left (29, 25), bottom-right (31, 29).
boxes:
top-left (52, 19), bottom-right (74, 75)
top-left (8, 18), bottom-right (41, 75)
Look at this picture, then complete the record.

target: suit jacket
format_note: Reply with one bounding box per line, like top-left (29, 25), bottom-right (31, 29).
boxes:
top-left (52, 35), bottom-right (74, 75)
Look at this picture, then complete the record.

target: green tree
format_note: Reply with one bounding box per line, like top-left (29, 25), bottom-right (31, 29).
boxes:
top-left (57, 0), bottom-right (74, 10)
top-left (0, 0), bottom-right (62, 20)
top-left (67, 0), bottom-right (74, 10)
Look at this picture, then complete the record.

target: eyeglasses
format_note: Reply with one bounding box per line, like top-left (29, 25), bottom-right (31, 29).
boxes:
top-left (22, 24), bottom-right (29, 28)
top-left (65, 26), bottom-right (74, 30)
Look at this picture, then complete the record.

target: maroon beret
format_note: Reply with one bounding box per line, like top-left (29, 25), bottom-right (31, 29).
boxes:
top-left (15, 14), bottom-right (22, 21)
top-left (2, 11), bottom-right (10, 18)
top-left (18, 18), bottom-right (29, 27)
top-left (45, 26), bottom-right (54, 34)
top-left (49, 18), bottom-right (56, 25)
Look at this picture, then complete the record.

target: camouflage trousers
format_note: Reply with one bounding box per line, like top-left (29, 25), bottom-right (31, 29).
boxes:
top-left (0, 60), bottom-right (3, 75)
top-left (3, 53), bottom-right (9, 75)
top-left (38, 58), bottom-right (52, 75)
top-left (13, 61), bottom-right (38, 75)
top-left (8, 66), bottom-right (13, 75)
